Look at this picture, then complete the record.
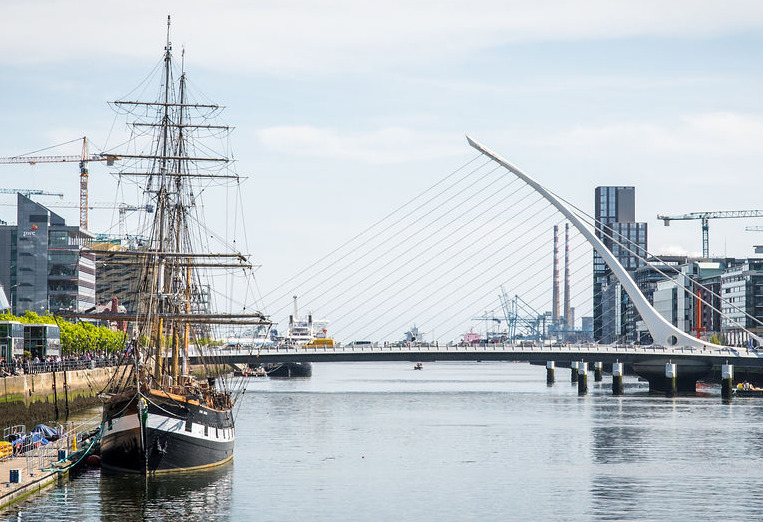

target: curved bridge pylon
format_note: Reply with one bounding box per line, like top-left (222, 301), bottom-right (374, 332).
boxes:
top-left (466, 135), bottom-right (725, 352)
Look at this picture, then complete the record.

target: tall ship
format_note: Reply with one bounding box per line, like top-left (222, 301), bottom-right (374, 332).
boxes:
top-left (77, 18), bottom-right (269, 474)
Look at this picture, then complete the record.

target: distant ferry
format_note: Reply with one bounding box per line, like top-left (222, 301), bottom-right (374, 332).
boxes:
top-left (265, 296), bottom-right (331, 377)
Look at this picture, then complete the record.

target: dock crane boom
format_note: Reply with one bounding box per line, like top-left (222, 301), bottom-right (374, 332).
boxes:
top-left (0, 137), bottom-right (119, 230)
top-left (656, 210), bottom-right (763, 258)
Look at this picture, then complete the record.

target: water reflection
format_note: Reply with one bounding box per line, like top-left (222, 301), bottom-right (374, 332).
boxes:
top-left (590, 475), bottom-right (648, 520)
top-left (99, 464), bottom-right (233, 521)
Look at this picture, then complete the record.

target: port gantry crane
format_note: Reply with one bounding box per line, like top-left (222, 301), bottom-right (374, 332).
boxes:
top-left (0, 137), bottom-right (119, 230)
top-left (657, 210), bottom-right (763, 258)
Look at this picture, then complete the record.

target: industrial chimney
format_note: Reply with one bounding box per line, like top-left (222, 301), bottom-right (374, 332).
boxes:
top-left (552, 225), bottom-right (560, 324)
top-left (564, 223), bottom-right (571, 331)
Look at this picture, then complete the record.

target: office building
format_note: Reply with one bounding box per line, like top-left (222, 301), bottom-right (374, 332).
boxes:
top-left (593, 186), bottom-right (648, 343)
top-left (0, 194), bottom-right (95, 315)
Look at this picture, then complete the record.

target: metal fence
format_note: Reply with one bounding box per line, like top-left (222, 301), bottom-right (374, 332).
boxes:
top-left (0, 357), bottom-right (120, 377)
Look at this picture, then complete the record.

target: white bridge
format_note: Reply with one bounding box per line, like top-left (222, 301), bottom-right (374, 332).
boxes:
top-left (192, 342), bottom-right (763, 367)
top-left (206, 137), bottom-right (762, 394)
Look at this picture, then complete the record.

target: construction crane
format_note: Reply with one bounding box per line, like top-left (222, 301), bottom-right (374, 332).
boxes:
top-left (0, 188), bottom-right (64, 198)
top-left (746, 226), bottom-right (763, 232)
top-left (31, 201), bottom-right (153, 240)
top-left (657, 210), bottom-right (763, 258)
top-left (0, 137), bottom-right (119, 230)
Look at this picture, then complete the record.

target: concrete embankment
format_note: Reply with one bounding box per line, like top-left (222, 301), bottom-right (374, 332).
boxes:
top-left (0, 367), bottom-right (120, 427)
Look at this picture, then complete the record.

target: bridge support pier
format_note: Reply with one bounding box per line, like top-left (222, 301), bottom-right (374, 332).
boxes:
top-left (571, 361), bottom-right (579, 383)
top-left (577, 362), bottom-right (588, 395)
top-left (594, 362), bottom-right (603, 382)
top-left (612, 362), bottom-right (624, 395)
top-left (632, 359), bottom-right (710, 394)
top-left (665, 363), bottom-right (677, 398)
top-left (546, 361), bottom-right (555, 385)
top-left (722, 364), bottom-right (733, 400)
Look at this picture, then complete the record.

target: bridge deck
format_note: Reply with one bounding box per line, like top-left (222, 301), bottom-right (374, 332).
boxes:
top-left (189, 343), bottom-right (763, 368)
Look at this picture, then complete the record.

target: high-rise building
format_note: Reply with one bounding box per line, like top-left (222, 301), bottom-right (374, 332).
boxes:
top-left (593, 186), bottom-right (647, 343)
top-left (721, 259), bottom-right (763, 346)
top-left (0, 194), bottom-right (95, 315)
top-left (93, 238), bottom-right (140, 314)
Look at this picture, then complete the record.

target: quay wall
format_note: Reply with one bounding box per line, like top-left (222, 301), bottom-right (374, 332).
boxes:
top-left (0, 367), bottom-right (118, 426)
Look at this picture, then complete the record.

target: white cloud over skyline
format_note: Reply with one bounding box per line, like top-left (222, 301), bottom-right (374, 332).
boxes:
top-left (3, 1), bottom-right (763, 73)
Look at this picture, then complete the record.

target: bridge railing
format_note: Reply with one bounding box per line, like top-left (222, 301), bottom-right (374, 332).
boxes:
top-left (244, 341), bottom-right (762, 358)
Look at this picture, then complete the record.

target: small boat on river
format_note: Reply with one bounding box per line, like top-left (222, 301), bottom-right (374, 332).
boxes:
top-left (733, 382), bottom-right (763, 396)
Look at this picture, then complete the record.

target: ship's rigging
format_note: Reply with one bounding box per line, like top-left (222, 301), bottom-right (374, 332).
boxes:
top-left (71, 16), bottom-right (268, 474)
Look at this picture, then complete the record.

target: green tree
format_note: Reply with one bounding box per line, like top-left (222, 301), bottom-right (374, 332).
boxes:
top-left (0, 312), bottom-right (125, 355)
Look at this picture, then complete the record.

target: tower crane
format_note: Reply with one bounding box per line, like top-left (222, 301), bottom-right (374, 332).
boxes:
top-left (0, 137), bottom-right (119, 230)
top-left (657, 210), bottom-right (763, 258)
top-left (30, 201), bottom-right (153, 241)
top-left (0, 189), bottom-right (63, 198)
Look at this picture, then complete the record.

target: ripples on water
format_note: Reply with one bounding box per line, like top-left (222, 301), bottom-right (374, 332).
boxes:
top-left (4, 362), bottom-right (763, 521)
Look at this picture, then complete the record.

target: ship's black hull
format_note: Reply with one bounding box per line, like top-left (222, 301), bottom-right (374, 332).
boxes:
top-left (100, 390), bottom-right (235, 474)
top-left (265, 362), bottom-right (312, 378)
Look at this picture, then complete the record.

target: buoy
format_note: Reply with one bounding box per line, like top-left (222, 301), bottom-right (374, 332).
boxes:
top-left (86, 454), bottom-right (101, 467)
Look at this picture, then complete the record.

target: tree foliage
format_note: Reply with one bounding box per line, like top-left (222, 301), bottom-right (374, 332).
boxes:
top-left (0, 312), bottom-right (125, 355)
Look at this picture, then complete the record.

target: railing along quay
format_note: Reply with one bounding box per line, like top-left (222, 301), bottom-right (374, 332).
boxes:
top-left (0, 418), bottom-right (101, 510)
top-left (0, 357), bottom-right (120, 377)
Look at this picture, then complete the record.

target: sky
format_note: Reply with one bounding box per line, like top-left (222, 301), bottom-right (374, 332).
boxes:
top-left (2, 0), bottom-right (763, 340)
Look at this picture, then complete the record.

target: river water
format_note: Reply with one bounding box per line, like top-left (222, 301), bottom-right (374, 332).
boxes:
top-left (3, 361), bottom-right (763, 521)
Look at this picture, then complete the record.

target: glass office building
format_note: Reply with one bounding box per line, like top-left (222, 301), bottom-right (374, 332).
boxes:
top-left (593, 186), bottom-right (648, 343)
top-left (0, 194), bottom-right (95, 315)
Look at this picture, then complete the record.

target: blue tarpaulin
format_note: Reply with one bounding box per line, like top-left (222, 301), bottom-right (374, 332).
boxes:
top-left (31, 424), bottom-right (59, 440)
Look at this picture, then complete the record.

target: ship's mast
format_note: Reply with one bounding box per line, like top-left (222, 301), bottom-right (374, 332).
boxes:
top-left (153, 15), bottom-right (174, 383)
top-left (68, 16), bottom-right (272, 394)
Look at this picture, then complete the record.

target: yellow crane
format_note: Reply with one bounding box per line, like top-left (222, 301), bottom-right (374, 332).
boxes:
top-left (0, 137), bottom-right (119, 230)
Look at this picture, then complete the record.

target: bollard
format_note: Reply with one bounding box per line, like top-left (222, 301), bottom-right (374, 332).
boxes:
top-left (571, 361), bottom-right (579, 383)
top-left (722, 364), bottom-right (733, 401)
top-left (578, 362), bottom-right (588, 395)
top-left (665, 363), bottom-right (677, 398)
top-left (594, 362), bottom-right (603, 382)
top-left (546, 361), bottom-right (555, 385)
top-left (612, 362), bottom-right (624, 395)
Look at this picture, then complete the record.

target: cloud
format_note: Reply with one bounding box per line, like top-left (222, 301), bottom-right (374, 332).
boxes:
top-left (547, 112), bottom-right (763, 160)
top-left (4, 1), bottom-right (763, 73)
top-left (257, 126), bottom-right (462, 163)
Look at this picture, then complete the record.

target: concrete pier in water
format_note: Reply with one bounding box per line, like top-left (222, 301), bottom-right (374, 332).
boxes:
top-left (665, 363), bottom-right (678, 397)
top-left (612, 362), bottom-right (624, 395)
top-left (722, 364), bottom-right (733, 400)
top-left (577, 362), bottom-right (588, 395)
